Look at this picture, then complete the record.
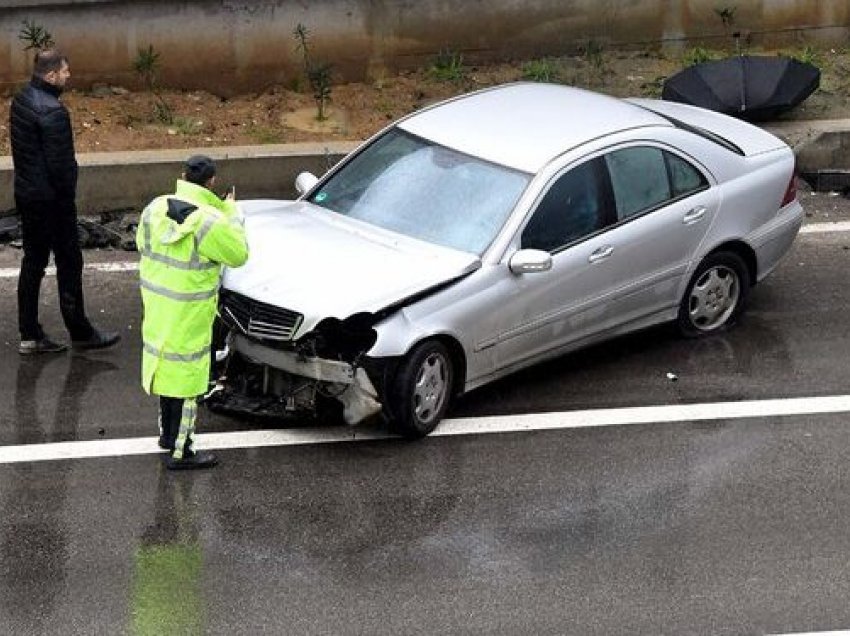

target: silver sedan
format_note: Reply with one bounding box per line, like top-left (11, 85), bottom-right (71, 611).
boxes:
top-left (215, 82), bottom-right (803, 437)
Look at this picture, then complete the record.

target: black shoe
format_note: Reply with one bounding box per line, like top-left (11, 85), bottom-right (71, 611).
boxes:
top-left (18, 337), bottom-right (68, 355)
top-left (166, 450), bottom-right (217, 470)
top-left (72, 328), bottom-right (121, 351)
top-left (158, 437), bottom-right (175, 451)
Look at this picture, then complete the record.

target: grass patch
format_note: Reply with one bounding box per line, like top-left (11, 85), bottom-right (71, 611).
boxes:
top-left (429, 49), bottom-right (465, 82)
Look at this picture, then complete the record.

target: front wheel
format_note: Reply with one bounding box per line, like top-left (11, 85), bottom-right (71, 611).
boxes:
top-left (388, 340), bottom-right (454, 438)
top-left (677, 251), bottom-right (750, 338)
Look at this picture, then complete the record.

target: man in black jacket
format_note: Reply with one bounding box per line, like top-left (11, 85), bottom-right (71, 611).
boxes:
top-left (10, 49), bottom-right (119, 355)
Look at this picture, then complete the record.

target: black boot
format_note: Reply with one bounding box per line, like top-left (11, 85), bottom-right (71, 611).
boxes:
top-left (166, 449), bottom-right (218, 470)
top-left (72, 328), bottom-right (120, 351)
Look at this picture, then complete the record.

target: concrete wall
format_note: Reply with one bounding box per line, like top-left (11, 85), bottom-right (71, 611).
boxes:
top-left (2, 0), bottom-right (849, 95)
top-left (0, 142), bottom-right (358, 216)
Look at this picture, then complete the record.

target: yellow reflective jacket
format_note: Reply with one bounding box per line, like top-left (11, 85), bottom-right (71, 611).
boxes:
top-left (137, 180), bottom-right (249, 397)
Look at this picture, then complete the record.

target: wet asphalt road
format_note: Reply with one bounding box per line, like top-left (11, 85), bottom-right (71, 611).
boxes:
top-left (2, 199), bottom-right (850, 634)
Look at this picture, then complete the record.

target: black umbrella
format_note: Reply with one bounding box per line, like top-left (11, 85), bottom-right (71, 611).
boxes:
top-left (662, 55), bottom-right (820, 122)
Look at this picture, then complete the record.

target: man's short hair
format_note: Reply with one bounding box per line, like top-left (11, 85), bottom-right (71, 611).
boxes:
top-left (33, 49), bottom-right (68, 77)
top-left (184, 155), bottom-right (216, 185)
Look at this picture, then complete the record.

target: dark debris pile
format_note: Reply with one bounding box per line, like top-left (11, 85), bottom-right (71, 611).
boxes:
top-left (0, 209), bottom-right (140, 251)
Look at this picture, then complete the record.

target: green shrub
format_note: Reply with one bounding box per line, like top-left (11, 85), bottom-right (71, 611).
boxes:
top-left (429, 49), bottom-right (465, 82)
top-left (683, 46), bottom-right (714, 66)
top-left (18, 19), bottom-right (54, 51)
top-left (132, 45), bottom-right (173, 123)
top-left (791, 45), bottom-right (823, 67)
top-left (522, 59), bottom-right (557, 83)
top-left (294, 23), bottom-right (334, 121)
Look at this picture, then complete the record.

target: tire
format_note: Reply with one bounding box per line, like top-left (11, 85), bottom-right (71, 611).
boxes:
top-left (389, 340), bottom-right (454, 438)
top-left (677, 251), bottom-right (750, 338)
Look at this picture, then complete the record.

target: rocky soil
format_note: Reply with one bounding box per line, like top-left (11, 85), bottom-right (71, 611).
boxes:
top-left (3, 46), bottom-right (850, 154)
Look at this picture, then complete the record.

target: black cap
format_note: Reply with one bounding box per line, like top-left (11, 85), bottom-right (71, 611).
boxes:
top-left (184, 154), bottom-right (216, 185)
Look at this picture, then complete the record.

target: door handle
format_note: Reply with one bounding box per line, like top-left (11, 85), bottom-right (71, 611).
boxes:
top-left (683, 206), bottom-right (707, 225)
top-left (588, 245), bottom-right (614, 263)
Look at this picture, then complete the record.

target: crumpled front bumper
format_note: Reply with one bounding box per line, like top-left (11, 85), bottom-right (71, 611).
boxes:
top-left (229, 334), bottom-right (382, 424)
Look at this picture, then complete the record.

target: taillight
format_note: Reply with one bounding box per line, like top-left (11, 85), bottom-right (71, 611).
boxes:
top-left (781, 173), bottom-right (798, 207)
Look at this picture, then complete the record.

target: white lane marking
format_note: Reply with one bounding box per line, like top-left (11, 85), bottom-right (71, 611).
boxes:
top-left (1, 394), bottom-right (850, 465)
top-left (768, 631), bottom-right (850, 636)
top-left (0, 220), bottom-right (847, 280)
top-left (800, 220), bottom-right (850, 234)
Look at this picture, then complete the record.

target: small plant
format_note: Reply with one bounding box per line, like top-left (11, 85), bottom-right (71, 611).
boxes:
top-left (714, 5), bottom-right (736, 29)
top-left (171, 116), bottom-right (203, 136)
top-left (713, 5), bottom-right (746, 54)
top-left (683, 46), bottom-right (715, 66)
top-left (132, 44), bottom-right (173, 124)
top-left (293, 23), bottom-right (334, 121)
top-left (641, 75), bottom-right (667, 98)
top-left (583, 40), bottom-right (605, 67)
top-left (522, 59), bottom-right (557, 83)
top-left (581, 40), bottom-right (608, 85)
top-left (18, 19), bottom-right (54, 51)
top-left (792, 45), bottom-right (822, 67)
top-left (132, 45), bottom-right (160, 90)
top-left (429, 49), bottom-right (465, 82)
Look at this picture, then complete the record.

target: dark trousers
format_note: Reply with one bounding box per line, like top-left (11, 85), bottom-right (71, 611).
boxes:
top-left (16, 196), bottom-right (93, 341)
top-left (159, 396), bottom-right (198, 458)
top-left (159, 397), bottom-right (183, 443)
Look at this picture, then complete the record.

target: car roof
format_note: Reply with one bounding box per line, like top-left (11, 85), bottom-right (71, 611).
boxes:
top-left (398, 82), bottom-right (672, 173)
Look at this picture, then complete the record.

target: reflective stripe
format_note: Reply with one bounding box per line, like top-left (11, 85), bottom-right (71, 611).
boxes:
top-left (191, 236), bottom-right (201, 268)
top-left (144, 342), bottom-right (210, 363)
top-left (141, 204), bottom-right (154, 253)
top-left (161, 226), bottom-right (178, 243)
top-left (195, 215), bottom-right (217, 246)
top-left (140, 278), bottom-right (217, 302)
top-left (173, 398), bottom-right (197, 460)
top-left (139, 247), bottom-right (217, 271)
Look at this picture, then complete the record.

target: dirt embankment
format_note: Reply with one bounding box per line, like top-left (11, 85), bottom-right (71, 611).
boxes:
top-left (3, 48), bottom-right (850, 155)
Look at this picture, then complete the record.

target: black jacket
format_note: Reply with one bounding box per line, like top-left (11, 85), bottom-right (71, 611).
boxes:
top-left (10, 76), bottom-right (78, 203)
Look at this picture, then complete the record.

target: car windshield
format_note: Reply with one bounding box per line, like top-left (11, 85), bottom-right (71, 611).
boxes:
top-left (308, 128), bottom-right (530, 254)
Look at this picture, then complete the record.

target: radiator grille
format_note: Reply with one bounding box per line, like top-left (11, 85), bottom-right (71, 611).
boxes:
top-left (219, 290), bottom-right (303, 342)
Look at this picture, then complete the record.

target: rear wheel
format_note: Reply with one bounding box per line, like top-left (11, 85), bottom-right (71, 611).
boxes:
top-left (677, 251), bottom-right (750, 337)
top-left (389, 340), bottom-right (454, 438)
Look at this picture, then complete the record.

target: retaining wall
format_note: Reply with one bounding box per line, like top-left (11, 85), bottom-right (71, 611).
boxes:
top-left (2, 0), bottom-right (849, 95)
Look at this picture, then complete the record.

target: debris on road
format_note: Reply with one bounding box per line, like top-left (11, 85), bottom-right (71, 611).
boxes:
top-left (0, 208), bottom-right (140, 251)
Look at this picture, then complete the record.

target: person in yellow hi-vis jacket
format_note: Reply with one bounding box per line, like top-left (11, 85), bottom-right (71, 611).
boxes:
top-left (137, 155), bottom-right (248, 470)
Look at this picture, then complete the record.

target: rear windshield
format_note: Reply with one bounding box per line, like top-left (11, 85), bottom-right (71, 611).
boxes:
top-left (639, 108), bottom-right (745, 156)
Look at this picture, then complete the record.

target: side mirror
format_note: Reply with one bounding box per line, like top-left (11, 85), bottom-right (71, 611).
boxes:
top-left (295, 172), bottom-right (319, 196)
top-left (509, 249), bottom-right (552, 275)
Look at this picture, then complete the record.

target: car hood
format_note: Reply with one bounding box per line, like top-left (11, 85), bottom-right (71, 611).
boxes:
top-left (222, 200), bottom-right (481, 337)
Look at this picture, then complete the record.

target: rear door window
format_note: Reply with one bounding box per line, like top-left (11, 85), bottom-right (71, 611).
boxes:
top-left (666, 152), bottom-right (709, 197)
top-left (605, 147), bottom-right (670, 220)
top-left (604, 146), bottom-right (708, 221)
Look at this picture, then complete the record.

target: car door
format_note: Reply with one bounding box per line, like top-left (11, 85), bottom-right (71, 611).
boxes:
top-left (488, 156), bottom-right (623, 371)
top-left (597, 144), bottom-right (718, 328)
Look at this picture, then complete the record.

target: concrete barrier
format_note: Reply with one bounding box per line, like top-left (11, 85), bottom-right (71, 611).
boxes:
top-left (2, 117), bottom-right (848, 218)
top-left (0, 142), bottom-right (358, 216)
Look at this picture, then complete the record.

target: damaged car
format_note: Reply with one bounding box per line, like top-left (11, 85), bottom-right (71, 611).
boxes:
top-left (210, 82), bottom-right (803, 437)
